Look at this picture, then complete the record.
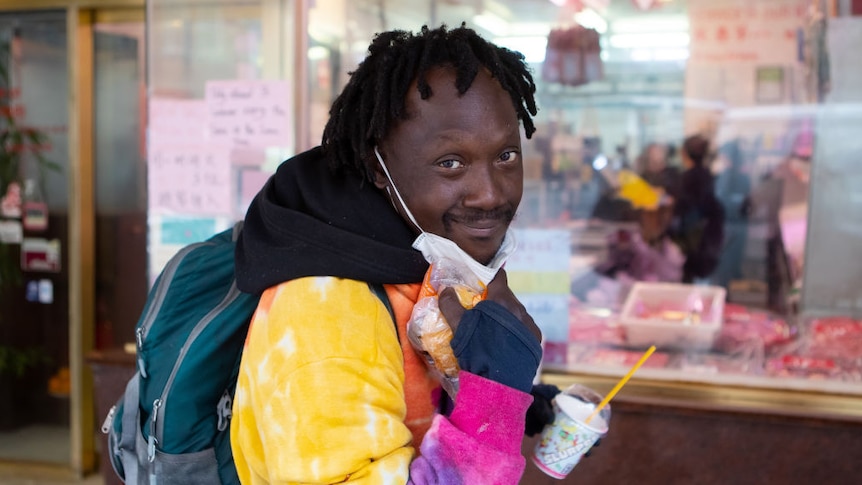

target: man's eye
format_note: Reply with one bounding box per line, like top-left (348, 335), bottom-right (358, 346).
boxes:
top-left (439, 159), bottom-right (464, 169)
top-left (500, 151), bottom-right (520, 162)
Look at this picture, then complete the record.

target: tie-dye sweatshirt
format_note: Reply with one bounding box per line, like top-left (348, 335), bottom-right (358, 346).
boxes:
top-left (230, 276), bottom-right (533, 484)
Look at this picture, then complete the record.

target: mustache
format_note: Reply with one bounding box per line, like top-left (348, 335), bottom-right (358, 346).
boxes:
top-left (444, 207), bottom-right (516, 225)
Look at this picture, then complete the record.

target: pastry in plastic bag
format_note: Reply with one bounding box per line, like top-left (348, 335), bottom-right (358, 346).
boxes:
top-left (407, 259), bottom-right (487, 397)
top-left (406, 231), bottom-right (515, 397)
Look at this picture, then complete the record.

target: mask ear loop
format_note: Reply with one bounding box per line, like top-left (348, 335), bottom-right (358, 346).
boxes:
top-left (374, 146), bottom-right (425, 233)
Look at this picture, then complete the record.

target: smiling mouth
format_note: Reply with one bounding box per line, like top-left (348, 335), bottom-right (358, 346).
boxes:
top-left (446, 209), bottom-right (514, 239)
top-left (458, 219), bottom-right (506, 239)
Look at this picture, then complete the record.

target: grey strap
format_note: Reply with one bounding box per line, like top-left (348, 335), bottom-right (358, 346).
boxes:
top-left (120, 373), bottom-right (141, 485)
top-left (231, 220), bottom-right (243, 241)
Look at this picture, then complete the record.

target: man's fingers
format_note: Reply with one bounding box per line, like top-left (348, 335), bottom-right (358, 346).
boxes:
top-left (437, 287), bottom-right (466, 334)
top-left (486, 270), bottom-right (543, 341)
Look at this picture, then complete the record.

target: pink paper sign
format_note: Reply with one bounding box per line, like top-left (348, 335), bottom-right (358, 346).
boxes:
top-left (239, 169), bottom-right (272, 214)
top-left (205, 80), bottom-right (291, 148)
top-left (149, 98), bottom-right (208, 147)
top-left (148, 145), bottom-right (232, 215)
top-left (148, 98), bottom-right (232, 215)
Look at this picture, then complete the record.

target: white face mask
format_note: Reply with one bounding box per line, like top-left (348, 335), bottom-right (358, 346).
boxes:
top-left (373, 146), bottom-right (517, 285)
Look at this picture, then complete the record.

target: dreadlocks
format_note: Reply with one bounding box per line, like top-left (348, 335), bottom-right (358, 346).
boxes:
top-left (321, 23), bottom-right (539, 182)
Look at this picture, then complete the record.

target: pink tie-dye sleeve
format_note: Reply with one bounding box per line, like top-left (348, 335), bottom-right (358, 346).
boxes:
top-left (408, 372), bottom-right (534, 485)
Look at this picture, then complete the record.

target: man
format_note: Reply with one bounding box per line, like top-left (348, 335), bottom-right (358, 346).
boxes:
top-left (231, 24), bottom-right (548, 484)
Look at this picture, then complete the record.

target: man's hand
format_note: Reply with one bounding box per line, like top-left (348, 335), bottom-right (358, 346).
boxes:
top-left (438, 269), bottom-right (542, 342)
top-left (437, 269), bottom-right (543, 394)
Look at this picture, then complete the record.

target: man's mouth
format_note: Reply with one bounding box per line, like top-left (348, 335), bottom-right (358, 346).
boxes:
top-left (449, 213), bottom-right (509, 237)
top-left (459, 221), bottom-right (502, 239)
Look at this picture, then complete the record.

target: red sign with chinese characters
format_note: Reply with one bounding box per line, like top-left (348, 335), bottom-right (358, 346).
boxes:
top-left (688, 0), bottom-right (808, 64)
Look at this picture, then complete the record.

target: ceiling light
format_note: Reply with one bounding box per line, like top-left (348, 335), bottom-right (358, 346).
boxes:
top-left (612, 15), bottom-right (689, 34)
top-left (609, 32), bottom-right (690, 49)
top-left (473, 12), bottom-right (509, 36)
top-left (307, 46), bottom-right (329, 61)
top-left (574, 8), bottom-right (608, 34)
top-left (493, 36), bottom-right (548, 63)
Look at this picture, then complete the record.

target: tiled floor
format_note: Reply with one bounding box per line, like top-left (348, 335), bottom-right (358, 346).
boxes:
top-left (0, 475), bottom-right (103, 485)
top-left (0, 425), bottom-right (69, 463)
top-left (0, 424), bottom-right (106, 484)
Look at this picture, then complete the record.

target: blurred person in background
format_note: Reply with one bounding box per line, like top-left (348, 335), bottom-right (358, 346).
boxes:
top-left (638, 141), bottom-right (681, 199)
top-left (711, 138), bottom-right (753, 288)
top-left (668, 134), bottom-right (726, 283)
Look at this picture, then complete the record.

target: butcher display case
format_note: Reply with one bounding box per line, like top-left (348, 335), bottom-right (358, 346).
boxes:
top-left (514, 95), bottom-right (862, 482)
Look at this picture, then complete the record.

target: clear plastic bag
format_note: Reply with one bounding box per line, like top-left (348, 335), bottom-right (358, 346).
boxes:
top-left (407, 257), bottom-right (486, 398)
top-left (406, 232), bottom-right (515, 398)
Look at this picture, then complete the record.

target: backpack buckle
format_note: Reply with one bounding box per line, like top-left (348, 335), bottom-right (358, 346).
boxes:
top-left (217, 390), bottom-right (233, 432)
top-left (147, 435), bottom-right (158, 463)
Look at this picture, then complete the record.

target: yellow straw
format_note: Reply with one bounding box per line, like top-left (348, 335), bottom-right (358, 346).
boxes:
top-left (584, 345), bottom-right (656, 424)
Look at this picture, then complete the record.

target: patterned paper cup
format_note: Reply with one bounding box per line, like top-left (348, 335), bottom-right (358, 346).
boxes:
top-left (531, 384), bottom-right (610, 479)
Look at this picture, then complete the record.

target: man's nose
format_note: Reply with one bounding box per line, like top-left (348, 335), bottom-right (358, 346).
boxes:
top-left (463, 163), bottom-right (508, 210)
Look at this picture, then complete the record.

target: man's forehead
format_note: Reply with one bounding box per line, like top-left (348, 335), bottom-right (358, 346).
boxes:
top-left (404, 66), bottom-right (500, 107)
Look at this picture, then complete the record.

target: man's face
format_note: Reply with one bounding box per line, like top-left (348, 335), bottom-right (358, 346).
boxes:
top-left (375, 66), bottom-right (523, 265)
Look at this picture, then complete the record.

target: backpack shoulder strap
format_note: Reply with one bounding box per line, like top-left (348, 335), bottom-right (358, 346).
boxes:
top-left (231, 220), bottom-right (244, 240)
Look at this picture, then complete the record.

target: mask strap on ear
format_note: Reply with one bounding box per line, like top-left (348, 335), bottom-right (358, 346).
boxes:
top-left (374, 146), bottom-right (424, 233)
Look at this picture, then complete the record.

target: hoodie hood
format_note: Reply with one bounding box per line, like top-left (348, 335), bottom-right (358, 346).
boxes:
top-left (235, 146), bottom-right (429, 294)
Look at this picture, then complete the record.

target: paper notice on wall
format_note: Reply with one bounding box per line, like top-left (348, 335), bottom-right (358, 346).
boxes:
top-left (520, 294), bottom-right (570, 343)
top-left (148, 97), bottom-right (233, 215)
top-left (506, 229), bottom-right (572, 352)
top-left (507, 229), bottom-right (571, 280)
top-left (688, 0), bottom-right (807, 64)
top-left (148, 145), bottom-right (232, 215)
top-left (21, 238), bottom-right (61, 273)
top-left (149, 98), bottom-right (208, 147)
top-left (160, 217), bottom-right (217, 246)
top-left (0, 220), bottom-right (23, 244)
top-left (205, 80), bottom-right (291, 148)
top-left (239, 169), bottom-right (271, 215)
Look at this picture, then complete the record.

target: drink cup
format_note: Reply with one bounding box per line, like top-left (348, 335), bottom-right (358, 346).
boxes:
top-left (531, 384), bottom-right (610, 479)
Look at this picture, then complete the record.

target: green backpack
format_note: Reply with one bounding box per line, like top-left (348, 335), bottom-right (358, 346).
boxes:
top-left (102, 221), bottom-right (392, 484)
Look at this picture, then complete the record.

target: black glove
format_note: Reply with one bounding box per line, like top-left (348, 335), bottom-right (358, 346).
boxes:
top-left (524, 383), bottom-right (602, 457)
top-left (584, 437), bottom-right (601, 457)
top-left (525, 383), bottom-right (560, 436)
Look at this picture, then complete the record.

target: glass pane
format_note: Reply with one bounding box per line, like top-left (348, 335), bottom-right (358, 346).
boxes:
top-left (146, 0), bottom-right (295, 279)
top-left (306, 1), bottom-right (862, 395)
top-left (800, 14), bottom-right (862, 316)
top-left (93, 20), bottom-right (148, 352)
top-left (0, 9), bottom-right (70, 464)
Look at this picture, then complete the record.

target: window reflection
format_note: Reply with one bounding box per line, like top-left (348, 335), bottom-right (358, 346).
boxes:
top-left (304, 0), bottom-right (862, 390)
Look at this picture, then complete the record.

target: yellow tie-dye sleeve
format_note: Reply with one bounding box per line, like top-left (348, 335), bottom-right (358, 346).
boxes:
top-left (231, 277), bottom-right (415, 484)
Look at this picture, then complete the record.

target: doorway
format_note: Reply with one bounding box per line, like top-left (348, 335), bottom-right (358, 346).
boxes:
top-left (0, 3), bottom-right (146, 478)
top-left (0, 8), bottom-right (74, 464)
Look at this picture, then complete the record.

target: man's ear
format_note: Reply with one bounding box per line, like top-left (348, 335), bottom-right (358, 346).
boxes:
top-left (372, 167), bottom-right (388, 190)
top-left (371, 149), bottom-right (389, 190)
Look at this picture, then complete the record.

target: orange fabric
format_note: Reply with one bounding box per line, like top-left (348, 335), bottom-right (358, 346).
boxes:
top-left (243, 287), bottom-right (277, 346)
top-left (384, 283), bottom-right (440, 446)
top-left (418, 264), bottom-right (487, 305)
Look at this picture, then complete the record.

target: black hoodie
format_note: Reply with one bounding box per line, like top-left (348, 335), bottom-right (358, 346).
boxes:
top-left (235, 147), bottom-right (429, 294)
top-left (235, 146), bottom-right (543, 396)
